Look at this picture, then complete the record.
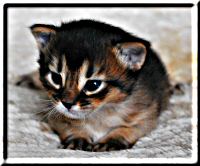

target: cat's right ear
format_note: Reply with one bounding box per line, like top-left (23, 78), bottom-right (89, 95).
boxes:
top-left (30, 24), bottom-right (56, 50)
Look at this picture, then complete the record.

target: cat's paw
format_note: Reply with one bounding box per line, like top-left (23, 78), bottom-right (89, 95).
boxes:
top-left (15, 71), bottom-right (43, 90)
top-left (93, 137), bottom-right (132, 152)
top-left (15, 74), bottom-right (34, 87)
top-left (61, 137), bottom-right (93, 151)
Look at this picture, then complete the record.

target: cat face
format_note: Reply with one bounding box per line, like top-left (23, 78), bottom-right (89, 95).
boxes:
top-left (31, 20), bottom-right (149, 119)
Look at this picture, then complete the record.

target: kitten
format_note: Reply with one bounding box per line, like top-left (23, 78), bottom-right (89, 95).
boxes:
top-left (20, 19), bottom-right (171, 151)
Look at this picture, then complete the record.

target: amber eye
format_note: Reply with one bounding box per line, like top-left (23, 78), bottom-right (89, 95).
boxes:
top-left (83, 80), bottom-right (106, 95)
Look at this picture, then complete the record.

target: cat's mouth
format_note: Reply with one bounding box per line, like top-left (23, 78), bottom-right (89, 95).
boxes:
top-left (55, 102), bottom-right (93, 119)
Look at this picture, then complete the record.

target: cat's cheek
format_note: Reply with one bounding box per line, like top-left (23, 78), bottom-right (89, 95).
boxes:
top-left (47, 90), bottom-right (54, 98)
top-left (90, 99), bottom-right (102, 108)
top-left (103, 88), bottom-right (127, 103)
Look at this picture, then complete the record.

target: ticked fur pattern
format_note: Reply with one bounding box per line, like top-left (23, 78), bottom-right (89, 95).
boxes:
top-left (22, 20), bottom-right (170, 151)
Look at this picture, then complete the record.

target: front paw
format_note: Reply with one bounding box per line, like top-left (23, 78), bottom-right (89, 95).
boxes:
top-left (15, 71), bottom-right (43, 89)
top-left (61, 136), bottom-right (93, 151)
top-left (93, 137), bottom-right (132, 152)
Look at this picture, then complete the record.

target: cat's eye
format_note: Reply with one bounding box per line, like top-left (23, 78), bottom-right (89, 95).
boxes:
top-left (51, 72), bottom-right (62, 85)
top-left (83, 80), bottom-right (106, 95)
top-left (46, 72), bottom-right (62, 89)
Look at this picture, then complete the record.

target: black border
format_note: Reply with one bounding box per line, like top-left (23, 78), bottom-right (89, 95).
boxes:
top-left (3, 3), bottom-right (8, 162)
top-left (3, 2), bottom-right (195, 165)
top-left (3, 3), bottom-right (194, 8)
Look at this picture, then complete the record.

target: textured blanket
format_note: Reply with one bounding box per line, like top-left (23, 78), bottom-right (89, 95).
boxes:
top-left (8, 83), bottom-right (192, 158)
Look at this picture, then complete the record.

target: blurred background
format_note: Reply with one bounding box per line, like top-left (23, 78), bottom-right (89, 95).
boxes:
top-left (7, 7), bottom-right (194, 158)
top-left (8, 7), bottom-right (192, 84)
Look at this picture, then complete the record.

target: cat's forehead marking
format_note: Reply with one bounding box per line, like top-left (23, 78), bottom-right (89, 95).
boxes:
top-left (60, 55), bottom-right (67, 86)
top-left (78, 61), bottom-right (89, 90)
top-left (48, 55), bottom-right (67, 87)
top-left (49, 56), bottom-right (58, 72)
top-left (78, 61), bottom-right (105, 91)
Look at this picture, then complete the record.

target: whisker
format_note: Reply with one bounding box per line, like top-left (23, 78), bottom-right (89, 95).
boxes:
top-left (36, 110), bottom-right (51, 121)
top-left (47, 107), bottom-right (60, 120)
top-left (36, 99), bottom-right (53, 104)
top-left (54, 112), bottom-right (64, 120)
top-left (38, 98), bottom-right (52, 101)
top-left (33, 100), bottom-right (57, 121)
top-left (33, 109), bottom-right (49, 115)
top-left (43, 103), bottom-right (55, 109)
top-left (39, 110), bottom-right (52, 122)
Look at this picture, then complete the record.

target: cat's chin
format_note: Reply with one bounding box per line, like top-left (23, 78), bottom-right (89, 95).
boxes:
top-left (55, 102), bottom-right (92, 120)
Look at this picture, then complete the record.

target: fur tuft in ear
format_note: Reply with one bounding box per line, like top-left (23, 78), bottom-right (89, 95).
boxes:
top-left (114, 42), bottom-right (147, 71)
top-left (30, 24), bottom-right (56, 50)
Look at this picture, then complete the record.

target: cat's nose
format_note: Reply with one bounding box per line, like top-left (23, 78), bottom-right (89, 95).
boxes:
top-left (62, 101), bottom-right (73, 110)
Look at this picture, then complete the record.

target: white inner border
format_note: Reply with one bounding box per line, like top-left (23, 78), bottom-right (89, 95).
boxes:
top-left (0, 0), bottom-right (198, 164)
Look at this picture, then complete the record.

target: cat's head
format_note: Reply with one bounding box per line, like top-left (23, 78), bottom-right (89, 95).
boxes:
top-left (31, 19), bottom-right (150, 119)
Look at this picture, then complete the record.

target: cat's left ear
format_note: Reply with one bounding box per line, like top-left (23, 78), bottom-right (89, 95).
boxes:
top-left (30, 24), bottom-right (56, 50)
top-left (114, 42), bottom-right (148, 71)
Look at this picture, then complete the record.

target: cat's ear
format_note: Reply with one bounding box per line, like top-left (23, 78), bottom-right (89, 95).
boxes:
top-left (114, 42), bottom-right (148, 71)
top-left (30, 24), bottom-right (56, 50)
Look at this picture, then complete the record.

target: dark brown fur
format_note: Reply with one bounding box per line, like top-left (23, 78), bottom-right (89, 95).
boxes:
top-left (18, 20), bottom-right (170, 151)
